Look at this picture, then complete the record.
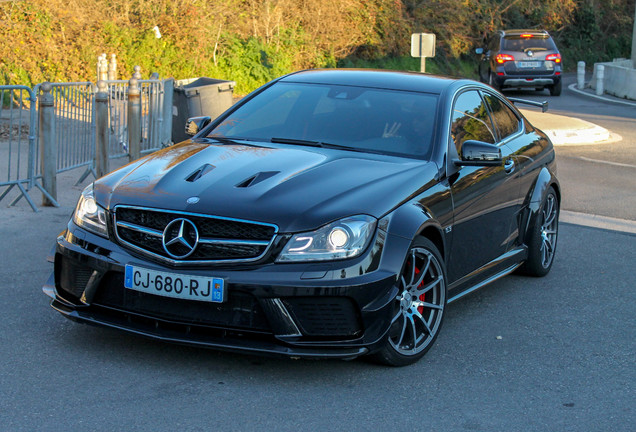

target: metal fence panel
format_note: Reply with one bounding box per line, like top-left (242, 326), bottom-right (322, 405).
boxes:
top-left (105, 79), bottom-right (165, 158)
top-left (0, 85), bottom-right (39, 211)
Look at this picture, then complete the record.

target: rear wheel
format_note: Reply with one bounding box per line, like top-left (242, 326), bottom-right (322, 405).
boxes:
top-left (519, 187), bottom-right (559, 276)
top-left (371, 238), bottom-right (446, 366)
top-left (549, 80), bottom-right (562, 96)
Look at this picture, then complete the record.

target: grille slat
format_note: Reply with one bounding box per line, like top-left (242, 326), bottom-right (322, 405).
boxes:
top-left (114, 206), bottom-right (277, 264)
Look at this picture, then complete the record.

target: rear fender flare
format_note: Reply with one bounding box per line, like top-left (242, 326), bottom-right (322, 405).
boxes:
top-left (523, 166), bottom-right (560, 245)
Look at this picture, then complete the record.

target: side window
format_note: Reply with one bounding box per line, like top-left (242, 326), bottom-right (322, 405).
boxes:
top-left (450, 90), bottom-right (496, 154)
top-left (482, 93), bottom-right (521, 140)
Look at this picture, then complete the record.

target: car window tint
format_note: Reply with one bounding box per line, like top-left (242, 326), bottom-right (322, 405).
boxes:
top-left (482, 93), bottom-right (520, 140)
top-left (209, 82), bottom-right (439, 159)
top-left (503, 35), bottom-right (556, 51)
top-left (451, 90), bottom-right (496, 153)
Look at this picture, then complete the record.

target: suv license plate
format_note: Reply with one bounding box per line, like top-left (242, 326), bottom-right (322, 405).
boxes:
top-left (519, 61), bottom-right (541, 68)
top-left (124, 264), bottom-right (224, 303)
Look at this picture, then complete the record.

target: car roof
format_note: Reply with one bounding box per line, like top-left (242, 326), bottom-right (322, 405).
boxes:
top-left (499, 29), bottom-right (551, 37)
top-left (278, 69), bottom-right (457, 95)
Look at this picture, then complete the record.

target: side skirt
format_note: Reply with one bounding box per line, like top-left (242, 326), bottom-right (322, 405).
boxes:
top-left (447, 246), bottom-right (527, 304)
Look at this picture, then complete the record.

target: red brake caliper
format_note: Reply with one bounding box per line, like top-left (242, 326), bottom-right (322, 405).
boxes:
top-left (414, 266), bottom-right (426, 314)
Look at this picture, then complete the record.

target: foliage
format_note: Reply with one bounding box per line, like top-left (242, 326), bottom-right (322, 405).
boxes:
top-left (0, 0), bottom-right (633, 94)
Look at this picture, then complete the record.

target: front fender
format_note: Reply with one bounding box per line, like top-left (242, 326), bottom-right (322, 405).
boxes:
top-left (382, 181), bottom-right (453, 265)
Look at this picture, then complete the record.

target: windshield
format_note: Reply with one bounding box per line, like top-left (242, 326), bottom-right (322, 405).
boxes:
top-left (208, 82), bottom-right (438, 159)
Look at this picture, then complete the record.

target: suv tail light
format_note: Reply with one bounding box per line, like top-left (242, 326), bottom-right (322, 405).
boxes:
top-left (546, 53), bottom-right (562, 63)
top-left (495, 54), bottom-right (515, 64)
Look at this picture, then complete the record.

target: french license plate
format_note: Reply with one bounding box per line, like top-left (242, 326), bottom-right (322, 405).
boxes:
top-left (519, 61), bottom-right (541, 68)
top-left (124, 264), bottom-right (224, 303)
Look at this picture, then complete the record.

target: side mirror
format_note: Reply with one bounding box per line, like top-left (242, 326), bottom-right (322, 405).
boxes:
top-left (185, 116), bottom-right (212, 137)
top-left (475, 47), bottom-right (484, 55)
top-left (454, 140), bottom-right (502, 167)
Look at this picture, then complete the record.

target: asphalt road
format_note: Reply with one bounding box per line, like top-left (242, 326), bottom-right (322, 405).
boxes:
top-left (1, 72), bottom-right (634, 431)
top-left (1, 209), bottom-right (634, 431)
top-left (502, 73), bottom-right (636, 221)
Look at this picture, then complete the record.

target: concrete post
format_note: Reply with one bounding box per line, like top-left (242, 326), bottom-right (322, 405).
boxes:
top-left (596, 65), bottom-right (605, 96)
top-left (128, 78), bottom-right (142, 162)
top-left (95, 81), bottom-right (109, 177)
top-left (98, 54), bottom-right (108, 82)
top-left (632, 6), bottom-right (636, 69)
top-left (38, 83), bottom-right (57, 206)
top-left (161, 78), bottom-right (174, 147)
top-left (577, 61), bottom-right (586, 89)
top-left (133, 66), bottom-right (142, 80)
top-left (108, 54), bottom-right (117, 81)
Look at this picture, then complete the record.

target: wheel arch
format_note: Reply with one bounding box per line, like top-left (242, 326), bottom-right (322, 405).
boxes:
top-left (384, 201), bottom-right (448, 266)
top-left (522, 165), bottom-right (560, 246)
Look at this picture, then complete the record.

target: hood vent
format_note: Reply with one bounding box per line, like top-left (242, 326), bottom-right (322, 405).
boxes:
top-left (236, 171), bottom-right (279, 188)
top-left (186, 164), bottom-right (215, 182)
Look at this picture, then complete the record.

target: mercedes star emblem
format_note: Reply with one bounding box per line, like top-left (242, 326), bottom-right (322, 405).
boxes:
top-left (162, 218), bottom-right (199, 259)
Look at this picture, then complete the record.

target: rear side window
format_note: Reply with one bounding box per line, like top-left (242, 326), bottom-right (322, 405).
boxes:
top-left (482, 93), bottom-right (521, 141)
top-left (502, 35), bottom-right (557, 52)
top-left (451, 90), bottom-right (496, 153)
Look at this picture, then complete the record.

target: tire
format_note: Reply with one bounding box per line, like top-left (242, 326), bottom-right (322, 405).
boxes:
top-left (519, 186), bottom-right (559, 277)
top-left (371, 238), bottom-right (446, 367)
top-left (488, 71), bottom-right (500, 90)
top-left (549, 80), bottom-right (562, 96)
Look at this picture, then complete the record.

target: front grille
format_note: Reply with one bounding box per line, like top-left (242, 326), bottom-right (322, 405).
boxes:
top-left (283, 297), bottom-right (363, 337)
top-left (93, 272), bottom-right (272, 332)
top-left (113, 206), bottom-right (277, 264)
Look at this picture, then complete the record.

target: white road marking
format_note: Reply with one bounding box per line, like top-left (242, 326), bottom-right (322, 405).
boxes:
top-left (578, 156), bottom-right (636, 169)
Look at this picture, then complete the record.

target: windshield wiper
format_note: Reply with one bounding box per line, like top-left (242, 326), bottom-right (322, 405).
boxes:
top-left (270, 137), bottom-right (323, 147)
top-left (208, 136), bottom-right (244, 145)
top-left (207, 136), bottom-right (266, 148)
top-left (270, 137), bottom-right (369, 153)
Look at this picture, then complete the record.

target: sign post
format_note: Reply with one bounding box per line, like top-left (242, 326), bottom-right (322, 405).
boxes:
top-left (411, 33), bottom-right (436, 73)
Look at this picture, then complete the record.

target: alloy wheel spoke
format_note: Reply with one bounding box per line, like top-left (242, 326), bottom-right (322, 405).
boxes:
top-left (397, 316), bottom-right (408, 348)
top-left (391, 309), bottom-right (403, 324)
top-left (413, 275), bottom-right (442, 297)
top-left (413, 309), bottom-right (432, 336)
top-left (407, 315), bottom-right (418, 350)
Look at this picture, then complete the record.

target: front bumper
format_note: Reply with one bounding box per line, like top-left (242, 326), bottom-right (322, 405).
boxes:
top-left (43, 222), bottom-right (409, 360)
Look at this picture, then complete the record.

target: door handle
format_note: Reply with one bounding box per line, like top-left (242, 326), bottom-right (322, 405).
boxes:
top-left (504, 158), bottom-right (515, 174)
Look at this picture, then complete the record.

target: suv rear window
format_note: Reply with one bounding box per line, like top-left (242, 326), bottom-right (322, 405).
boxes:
top-left (502, 35), bottom-right (557, 52)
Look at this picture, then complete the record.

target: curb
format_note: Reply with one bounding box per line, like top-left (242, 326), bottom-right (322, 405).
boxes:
top-left (568, 83), bottom-right (636, 108)
top-left (519, 109), bottom-right (618, 146)
top-left (560, 210), bottom-right (636, 235)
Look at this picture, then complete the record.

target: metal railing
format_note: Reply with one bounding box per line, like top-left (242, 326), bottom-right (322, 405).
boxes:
top-left (0, 85), bottom-right (55, 211)
top-left (1, 74), bottom-right (172, 212)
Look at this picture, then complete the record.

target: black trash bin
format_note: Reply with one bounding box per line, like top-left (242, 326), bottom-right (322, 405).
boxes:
top-left (171, 77), bottom-right (236, 143)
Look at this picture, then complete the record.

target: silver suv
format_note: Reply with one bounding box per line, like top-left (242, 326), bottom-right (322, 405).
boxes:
top-left (476, 29), bottom-right (562, 96)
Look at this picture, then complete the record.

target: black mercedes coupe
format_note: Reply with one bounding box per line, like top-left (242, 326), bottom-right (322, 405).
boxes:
top-left (43, 69), bottom-right (560, 366)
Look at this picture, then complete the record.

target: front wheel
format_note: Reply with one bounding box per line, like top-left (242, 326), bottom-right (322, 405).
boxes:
top-left (519, 186), bottom-right (559, 276)
top-left (371, 238), bottom-right (446, 366)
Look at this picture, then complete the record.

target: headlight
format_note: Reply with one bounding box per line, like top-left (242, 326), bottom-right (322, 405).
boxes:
top-left (73, 185), bottom-right (108, 237)
top-left (277, 215), bottom-right (377, 262)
